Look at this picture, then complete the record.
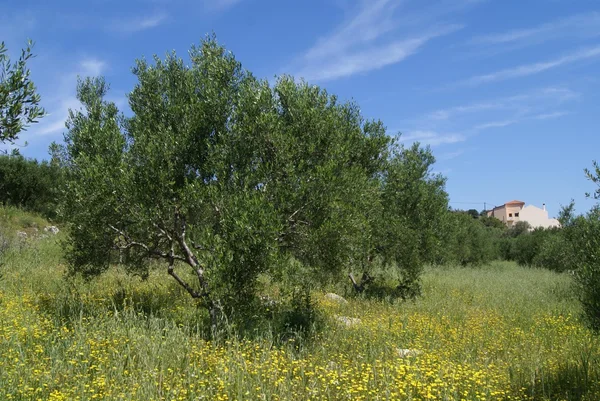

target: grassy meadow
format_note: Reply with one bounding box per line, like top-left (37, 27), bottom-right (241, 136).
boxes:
top-left (1, 208), bottom-right (599, 400)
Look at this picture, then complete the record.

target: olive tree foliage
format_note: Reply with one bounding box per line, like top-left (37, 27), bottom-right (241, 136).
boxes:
top-left (570, 162), bottom-right (600, 330)
top-left (0, 41), bottom-right (44, 144)
top-left (60, 37), bottom-right (401, 327)
top-left (585, 160), bottom-right (600, 200)
top-left (363, 142), bottom-right (449, 297)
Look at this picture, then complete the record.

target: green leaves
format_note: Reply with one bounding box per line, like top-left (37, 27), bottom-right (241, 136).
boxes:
top-left (0, 40), bottom-right (45, 144)
top-left (60, 35), bottom-right (453, 313)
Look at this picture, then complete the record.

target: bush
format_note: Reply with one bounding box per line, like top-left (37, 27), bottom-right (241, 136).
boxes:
top-left (532, 229), bottom-right (576, 273)
top-left (0, 151), bottom-right (62, 219)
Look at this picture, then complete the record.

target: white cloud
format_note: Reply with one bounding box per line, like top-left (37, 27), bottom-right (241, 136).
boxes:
top-left (298, 30), bottom-right (460, 82)
top-left (292, 0), bottom-right (463, 82)
top-left (471, 110), bottom-right (569, 132)
top-left (427, 102), bottom-right (498, 120)
top-left (474, 119), bottom-right (518, 130)
top-left (36, 96), bottom-right (81, 136)
top-left (458, 46), bottom-right (600, 86)
top-left (24, 56), bottom-right (110, 139)
top-left (424, 87), bottom-right (579, 121)
top-left (532, 111), bottom-right (570, 120)
top-left (203, 0), bottom-right (243, 11)
top-left (469, 12), bottom-right (600, 47)
top-left (399, 130), bottom-right (466, 146)
top-left (79, 58), bottom-right (107, 77)
top-left (437, 149), bottom-right (465, 161)
top-left (110, 12), bottom-right (168, 33)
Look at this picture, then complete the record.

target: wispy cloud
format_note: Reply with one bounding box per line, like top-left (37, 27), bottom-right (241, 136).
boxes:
top-left (437, 149), bottom-right (465, 161)
top-left (36, 97), bottom-right (81, 136)
top-left (26, 57), bottom-right (109, 138)
top-left (532, 111), bottom-right (571, 120)
top-left (470, 111), bottom-right (569, 133)
top-left (457, 46), bottom-right (600, 87)
top-left (79, 58), bottom-right (107, 77)
top-left (109, 12), bottom-right (168, 33)
top-left (427, 102), bottom-right (498, 121)
top-left (399, 130), bottom-right (466, 146)
top-left (292, 0), bottom-right (464, 82)
top-left (400, 87), bottom-right (575, 152)
top-left (203, 0), bottom-right (244, 11)
top-left (469, 12), bottom-right (600, 47)
top-left (424, 87), bottom-right (579, 121)
top-left (474, 119), bottom-right (518, 130)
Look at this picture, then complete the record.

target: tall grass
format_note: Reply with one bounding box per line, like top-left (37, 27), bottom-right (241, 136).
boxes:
top-left (0, 209), bottom-right (598, 400)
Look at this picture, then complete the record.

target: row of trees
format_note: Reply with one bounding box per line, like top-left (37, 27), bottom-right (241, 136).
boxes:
top-left (2, 36), bottom-right (599, 331)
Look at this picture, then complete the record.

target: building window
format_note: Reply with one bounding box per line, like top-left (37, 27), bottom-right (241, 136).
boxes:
top-left (509, 213), bottom-right (513, 217)
top-left (515, 213), bottom-right (519, 217)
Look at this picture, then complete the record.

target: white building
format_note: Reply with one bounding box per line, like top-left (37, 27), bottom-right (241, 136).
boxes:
top-left (487, 200), bottom-right (560, 229)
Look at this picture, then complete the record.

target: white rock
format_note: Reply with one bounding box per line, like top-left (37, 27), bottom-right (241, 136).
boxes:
top-left (44, 226), bottom-right (60, 235)
top-left (396, 348), bottom-right (423, 358)
top-left (17, 231), bottom-right (28, 239)
top-left (335, 315), bottom-right (361, 327)
top-left (260, 295), bottom-right (278, 308)
top-left (325, 293), bottom-right (348, 304)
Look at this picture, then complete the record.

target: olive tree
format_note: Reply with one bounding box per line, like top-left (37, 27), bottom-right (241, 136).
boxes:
top-left (62, 41), bottom-right (281, 329)
top-left (61, 37), bottom-right (395, 328)
top-left (0, 40), bottom-right (44, 144)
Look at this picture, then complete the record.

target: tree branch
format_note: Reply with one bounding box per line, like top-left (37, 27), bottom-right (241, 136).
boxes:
top-left (109, 224), bottom-right (186, 262)
top-left (167, 254), bottom-right (201, 299)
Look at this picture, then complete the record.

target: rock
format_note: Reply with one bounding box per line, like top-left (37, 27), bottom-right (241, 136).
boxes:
top-left (260, 295), bottom-right (278, 309)
top-left (325, 293), bottom-right (348, 304)
top-left (396, 348), bottom-right (423, 358)
top-left (335, 315), bottom-right (361, 327)
top-left (17, 231), bottom-right (28, 239)
top-left (44, 226), bottom-right (60, 235)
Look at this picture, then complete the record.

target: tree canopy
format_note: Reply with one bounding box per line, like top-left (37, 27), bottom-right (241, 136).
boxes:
top-left (0, 40), bottom-right (44, 144)
top-left (59, 36), bottom-right (452, 328)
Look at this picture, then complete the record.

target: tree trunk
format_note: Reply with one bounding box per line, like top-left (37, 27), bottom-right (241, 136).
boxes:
top-left (349, 272), bottom-right (374, 293)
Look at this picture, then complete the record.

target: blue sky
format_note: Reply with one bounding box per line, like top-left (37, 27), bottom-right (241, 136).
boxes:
top-left (2, 0), bottom-right (599, 216)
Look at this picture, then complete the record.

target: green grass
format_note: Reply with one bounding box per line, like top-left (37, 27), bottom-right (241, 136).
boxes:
top-left (0, 210), bottom-right (598, 400)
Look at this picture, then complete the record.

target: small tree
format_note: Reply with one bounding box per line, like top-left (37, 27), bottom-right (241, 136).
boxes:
top-left (61, 36), bottom-right (397, 329)
top-left (0, 40), bottom-right (44, 144)
top-left (466, 209), bottom-right (479, 219)
top-left (369, 141), bottom-right (449, 296)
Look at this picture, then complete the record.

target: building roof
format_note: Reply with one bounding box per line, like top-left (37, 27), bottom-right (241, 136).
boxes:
top-left (487, 200), bottom-right (526, 212)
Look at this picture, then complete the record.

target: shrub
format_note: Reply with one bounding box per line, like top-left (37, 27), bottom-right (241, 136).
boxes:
top-left (532, 229), bottom-right (576, 273)
top-left (0, 151), bottom-right (62, 219)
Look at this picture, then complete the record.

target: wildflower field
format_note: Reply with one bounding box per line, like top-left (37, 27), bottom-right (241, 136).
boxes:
top-left (1, 212), bottom-right (599, 400)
